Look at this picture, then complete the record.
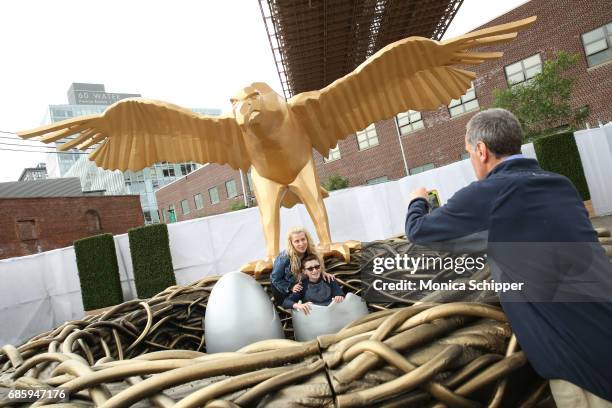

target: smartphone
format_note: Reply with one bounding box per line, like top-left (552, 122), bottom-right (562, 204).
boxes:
top-left (427, 190), bottom-right (441, 210)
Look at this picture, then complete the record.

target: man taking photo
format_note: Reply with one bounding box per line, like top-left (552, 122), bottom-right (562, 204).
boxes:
top-left (405, 108), bottom-right (612, 407)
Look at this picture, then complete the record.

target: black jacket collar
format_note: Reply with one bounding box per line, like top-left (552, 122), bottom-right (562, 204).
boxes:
top-left (486, 158), bottom-right (540, 178)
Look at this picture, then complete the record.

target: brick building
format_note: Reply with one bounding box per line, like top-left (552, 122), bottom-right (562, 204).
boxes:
top-left (156, 0), bottom-right (612, 222)
top-left (156, 164), bottom-right (249, 221)
top-left (0, 195), bottom-right (143, 260)
top-left (398, 0), bottom-right (612, 171)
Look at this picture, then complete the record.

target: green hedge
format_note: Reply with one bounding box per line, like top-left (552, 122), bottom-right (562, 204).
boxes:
top-left (533, 131), bottom-right (590, 201)
top-left (128, 224), bottom-right (176, 298)
top-left (74, 233), bottom-right (123, 310)
top-left (323, 175), bottom-right (349, 191)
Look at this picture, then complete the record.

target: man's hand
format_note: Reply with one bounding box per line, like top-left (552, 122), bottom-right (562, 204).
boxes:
top-left (410, 187), bottom-right (428, 202)
top-left (291, 283), bottom-right (303, 293)
top-left (293, 302), bottom-right (312, 315)
top-left (331, 296), bottom-right (344, 303)
top-left (322, 271), bottom-right (336, 282)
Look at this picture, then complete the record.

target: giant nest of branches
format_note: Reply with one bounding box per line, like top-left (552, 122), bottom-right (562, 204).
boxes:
top-left (3, 231), bottom-right (610, 407)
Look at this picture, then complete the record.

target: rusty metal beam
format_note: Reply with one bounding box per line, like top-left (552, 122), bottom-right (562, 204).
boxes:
top-left (260, 0), bottom-right (463, 97)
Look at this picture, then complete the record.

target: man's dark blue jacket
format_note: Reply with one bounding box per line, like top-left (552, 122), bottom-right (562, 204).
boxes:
top-left (405, 157), bottom-right (612, 401)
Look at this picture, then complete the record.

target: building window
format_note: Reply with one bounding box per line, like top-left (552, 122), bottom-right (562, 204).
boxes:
top-left (504, 54), bottom-right (542, 86)
top-left (410, 163), bottom-right (435, 175)
top-left (16, 219), bottom-right (37, 241)
top-left (396, 110), bottom-right (424, 135)
top-left (180, 163), bottom-right (196, 176)
top-left (85, 210), bottom-right (101, 232)
top-left (356, 124), bottom-right (379, 150)
top-left (52, 108), bottom-right (67, 118)
top-left (367, 176), bottom-right (389, 185)
top-left (194, 193), bottom-right (204, 210)
top-left (162, 167), bottom-right (175, 178)
top-left (225, 180), bottom-right (238, 198)
top-left (180, 199), bottom-right (190, 215)
top-left (448, 84), bottom-right (479, 117)
top-left (209, 186), bottom-right (220, 204)
top-left (582, 23), bottom-right (612, 67)
top-left (324, 145), bottom-right (341, 162)
top-left (143, 210), bottom-right (152, 223)
top-left (168, 205), bottom-right (176, 223)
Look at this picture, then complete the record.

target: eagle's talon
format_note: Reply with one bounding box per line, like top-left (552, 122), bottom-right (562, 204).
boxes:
top-left (344, 240), bottom-right (362, 251)
top-left (317, 241), bottom-right (361, 263)
top-left (240, 258), bottom-right (273, 278)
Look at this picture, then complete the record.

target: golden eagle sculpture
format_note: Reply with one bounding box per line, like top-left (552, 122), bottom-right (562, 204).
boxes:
top-left (18, 17), bottom-right (536, 274)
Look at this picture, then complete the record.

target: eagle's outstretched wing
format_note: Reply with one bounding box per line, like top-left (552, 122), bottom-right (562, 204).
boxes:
top-left (288, 16), bottom-right (536, 158)
top-left (18, 98), bottom-right (250, 172)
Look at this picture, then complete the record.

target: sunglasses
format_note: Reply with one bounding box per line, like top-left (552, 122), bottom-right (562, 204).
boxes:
top-left (305, 265), bottom-right (321, 272)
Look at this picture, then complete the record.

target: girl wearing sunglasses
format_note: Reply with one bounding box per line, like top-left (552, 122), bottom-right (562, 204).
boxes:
top-left (271, 227), bottom-right (335, 304)
top-left (281, 254), bottom-right (344, 315)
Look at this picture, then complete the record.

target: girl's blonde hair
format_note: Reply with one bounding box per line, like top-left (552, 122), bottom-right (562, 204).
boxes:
top-left (286, 226), bottom-right (320, 277)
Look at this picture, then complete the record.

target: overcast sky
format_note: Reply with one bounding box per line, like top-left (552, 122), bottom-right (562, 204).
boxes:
top-left (0, 0), bottom-right (528, 182)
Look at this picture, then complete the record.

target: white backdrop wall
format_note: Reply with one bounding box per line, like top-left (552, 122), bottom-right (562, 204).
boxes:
top-left (0, 243), bottom-right (137, 346)
top-left (1, 136), bottom-right (607, 347)
top-left (574, 124), bottom-right (612, 216)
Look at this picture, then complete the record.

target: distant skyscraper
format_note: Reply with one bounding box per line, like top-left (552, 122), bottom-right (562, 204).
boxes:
top-left (45, 83), bottom-right (221, 224)
top-left (18, 163), bottom-right (48, 181)
top-left (45, 83), bottom-right (141, 177)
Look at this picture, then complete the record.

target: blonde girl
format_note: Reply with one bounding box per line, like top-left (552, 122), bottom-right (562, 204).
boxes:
top-left (270, 226), bottom-right (335, 304)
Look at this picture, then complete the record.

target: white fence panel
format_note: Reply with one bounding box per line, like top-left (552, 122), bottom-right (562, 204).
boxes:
top-left (575, 124), bottom-right (612, 216)
top-left (0, 247), bottom-right (83, 346)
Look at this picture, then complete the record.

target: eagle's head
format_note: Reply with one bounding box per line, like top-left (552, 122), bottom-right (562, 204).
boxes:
top-left (231, 82), bottom-right (287, 135)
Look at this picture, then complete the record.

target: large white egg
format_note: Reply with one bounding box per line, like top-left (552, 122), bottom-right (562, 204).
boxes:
top-left (292, 293), bottom-right (369, 341)
top-left (204, 271), bottom-right (284, 353)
